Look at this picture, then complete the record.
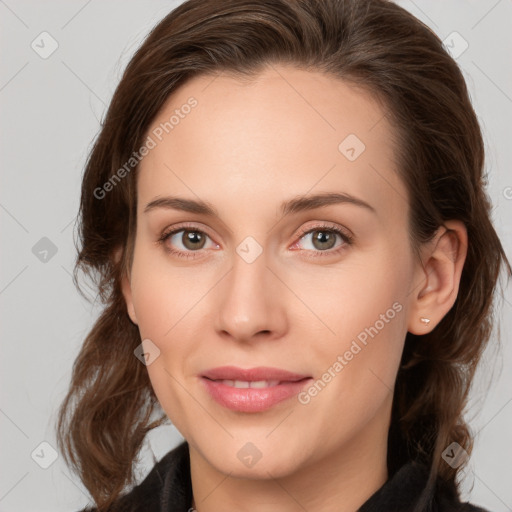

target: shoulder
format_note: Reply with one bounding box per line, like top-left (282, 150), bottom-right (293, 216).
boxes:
top-left (75, 441), bottom-right (190, 512)
top-left (428, 465), bottom-right (493, 512)
top-left (359, 460), bottom-right (494, 512)
top-left (435, 471), bottom-right (491, 512)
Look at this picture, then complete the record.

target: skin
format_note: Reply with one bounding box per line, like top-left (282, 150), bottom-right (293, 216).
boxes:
top-left (120, 64), bottom-right (467, 512)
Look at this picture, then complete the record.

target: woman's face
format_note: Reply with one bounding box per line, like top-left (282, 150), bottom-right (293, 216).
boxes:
top-left (122, 64), bottom-right (422, 479)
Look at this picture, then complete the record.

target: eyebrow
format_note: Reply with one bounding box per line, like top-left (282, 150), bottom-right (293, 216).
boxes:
top-left (143, 192), bottom-right (376, 217)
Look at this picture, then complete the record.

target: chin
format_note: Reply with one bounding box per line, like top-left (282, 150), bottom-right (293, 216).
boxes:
top-left (192, 434), bottom-right (310, 479)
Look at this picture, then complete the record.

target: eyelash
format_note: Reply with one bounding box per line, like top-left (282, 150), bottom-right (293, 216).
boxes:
top-left (157, 222), bottom-right (354, 260)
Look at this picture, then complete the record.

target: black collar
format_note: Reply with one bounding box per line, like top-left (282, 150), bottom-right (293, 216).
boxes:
top-left (102, 441), bottom-right (489, 512)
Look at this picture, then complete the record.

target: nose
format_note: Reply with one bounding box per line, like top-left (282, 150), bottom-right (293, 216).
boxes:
top-left (214, 248), bottom-right (288, 344)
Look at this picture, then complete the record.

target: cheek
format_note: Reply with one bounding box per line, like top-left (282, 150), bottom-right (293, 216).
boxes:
top-left (128, 249), bottom-right (212, 435)
top-left (129, 247), bottom-right (208, 339)
top-left (332, 257), bottom-right (410, 384)
top-left (284, 249), bottom-right (410, 345)
top-left (143, 358), bottom-right (194, 440)
top-left (296, 302), bottom-right (406, 446)
top-left (293, 252), bottom-right (410, 418)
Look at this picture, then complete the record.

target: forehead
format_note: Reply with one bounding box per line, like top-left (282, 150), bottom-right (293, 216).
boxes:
top-left (137, 64), bottom-right (407, 222)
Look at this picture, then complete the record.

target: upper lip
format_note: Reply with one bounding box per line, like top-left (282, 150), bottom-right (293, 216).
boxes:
top-left (201, 366), bottom-right (311, 382)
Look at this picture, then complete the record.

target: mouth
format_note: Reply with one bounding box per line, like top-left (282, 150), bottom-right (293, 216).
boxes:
top-left (200, 366), bottom-right (312, 412)
top-left (200, 365), bottom-right (311, 382)
top-left (203, 378), bottom-right (290, 388)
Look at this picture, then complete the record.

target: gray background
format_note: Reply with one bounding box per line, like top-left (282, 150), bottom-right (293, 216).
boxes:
top-left (0, 1), bottom-right (511, 510)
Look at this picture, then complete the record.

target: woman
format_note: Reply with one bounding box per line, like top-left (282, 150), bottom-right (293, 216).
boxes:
top-left (56, 0), bottom-right (511, 511)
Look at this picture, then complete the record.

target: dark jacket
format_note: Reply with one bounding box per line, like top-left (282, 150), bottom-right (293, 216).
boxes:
top-left (80, 441), bottom-right (490, 512)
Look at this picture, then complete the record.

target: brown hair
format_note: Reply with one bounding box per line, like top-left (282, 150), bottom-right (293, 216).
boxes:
top-left (56, 0), bottom-right (511, 509)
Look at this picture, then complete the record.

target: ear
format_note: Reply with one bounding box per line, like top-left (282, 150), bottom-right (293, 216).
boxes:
top-left (113, 246), bottom-right (138, 326)
top-left (407, 220), bottom-right (468, 335)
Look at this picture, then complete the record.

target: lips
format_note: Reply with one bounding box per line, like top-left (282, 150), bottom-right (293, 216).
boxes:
top-left (201, 366), bottom-right (310, 383)
top-left (200, 366), bottom-right (312, 413)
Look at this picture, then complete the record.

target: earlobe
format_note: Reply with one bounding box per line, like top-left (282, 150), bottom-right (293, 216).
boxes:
top-left (408, 220), bottom-right (468, 335)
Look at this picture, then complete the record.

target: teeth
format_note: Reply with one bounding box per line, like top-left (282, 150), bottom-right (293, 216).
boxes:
top-left (219, 379), bottom-right (280, 388)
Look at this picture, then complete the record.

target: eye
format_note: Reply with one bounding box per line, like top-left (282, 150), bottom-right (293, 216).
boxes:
top-left (157, 223), bottom-right (219, 259)
top-left (291, 223), bottom-right (354, 257)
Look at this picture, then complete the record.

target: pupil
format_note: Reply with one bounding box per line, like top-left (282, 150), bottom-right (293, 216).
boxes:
top-left (184, 231), bottom-right (204, 249)
top-left (314, 231), bottom-right (335, 250)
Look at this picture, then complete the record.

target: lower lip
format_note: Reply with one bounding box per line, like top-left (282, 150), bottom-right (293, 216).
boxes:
top-left (201, 377), bottom-right (312, 413)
